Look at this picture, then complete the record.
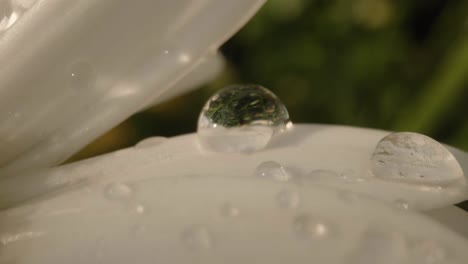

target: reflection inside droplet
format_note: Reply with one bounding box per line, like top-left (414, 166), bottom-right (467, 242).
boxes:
top-left (197, 84), bottom-right (291, 153)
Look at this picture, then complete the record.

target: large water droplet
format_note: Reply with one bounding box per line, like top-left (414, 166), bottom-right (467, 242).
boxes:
top-left (371, 132), bottom-right (464, 185)
top-left (104, 182), bottom-right (133, 201)
top-left (0, 1), bottom-right (20, 34)
top-left (292, 214), bottom-right (332, 240)
top-left (276, 190), bottom-right (300, 209)
top-left (256, 161), bottom-right (291, 182)
top-left (69, 61), bottom-right (97, 90)
top-left (181, 226), bottom-right (213, 250)
top-left (197, 84), bottom-right (291, 153)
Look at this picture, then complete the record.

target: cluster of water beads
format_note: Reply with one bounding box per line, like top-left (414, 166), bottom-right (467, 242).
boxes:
top-left (197, 84), bottom-right (291, 153)
top-left (370, 132), bottom-right (464, 186)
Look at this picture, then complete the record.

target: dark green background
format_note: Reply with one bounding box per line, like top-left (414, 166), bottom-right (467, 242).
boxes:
top-left (71, 0), bottom-right (468, 161)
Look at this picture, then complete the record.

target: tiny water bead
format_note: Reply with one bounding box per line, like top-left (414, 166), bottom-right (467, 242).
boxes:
top-left (69, 61), bottom-right (97, 90)
top-left (292, 214), bottom-right (332, 240)
top-left (393, 199), bottom-right (410, 211)
top-left (181, 226), bottom-right (213, 250)
top-left (371, 132), bottom-right (464, 185)
top-left (255, 161), bottom-right (291, 182)
top-left (197, 84), bottom-right (291, 153)
top-left (220, 202), bottom-right (240, 217)
top-left (104, 182), bottom-right (134, 202)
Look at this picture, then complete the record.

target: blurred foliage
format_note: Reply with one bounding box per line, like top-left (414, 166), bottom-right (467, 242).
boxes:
top-left (70, 0), bottom-right (468, 161)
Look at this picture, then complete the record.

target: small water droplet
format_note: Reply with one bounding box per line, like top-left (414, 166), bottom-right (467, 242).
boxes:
top-left (135, 137), bottom-right (167, 149)
top-left (411, 240), bottom-right (447, 263)
top-left (197, 84), bottom-right (290, 153)
top-left (371, 132), bottom-right (464, 185)
top-left (134, 204), bottom-right (145, 214)
top-left (393, 199), bottom-right (410, 210)
top-left (220, 202), bottom-right (240, 217)
top-left (276, 190), bottom-right (300, 209)
top-left (69, 61), bottom-right (97, 90)
top-left (104, 182), bottom-right (133, 201)
top-left (181, 226), bottom-right (213, 250)
top-left (256, 161), bottom-right (291, 182)
top-left (292, 214), bottom-right (332, 240)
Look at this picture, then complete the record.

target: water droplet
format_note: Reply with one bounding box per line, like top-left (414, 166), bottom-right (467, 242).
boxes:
top-left (276, 190), bottom-right (300, 209)
top-left (69, 61), bottom-right (97, 90)
top-left (197, 84), bottom-right (290, 153)
top-left (134, 204), bottom-right (145, 214)
top-left (135, 137), bottom-right (167, 149)
top-left (371, 132), bottom-right (464, 185)
top-left (393, 199), bottom-right (410, 210)
top-left (411, 240), bottom-right (447, 263)
top-left (0, 1), bottom-right (20, 34)
top-left (255, 161), bottom-right (291, 182)
top-left (350, 229), bottom-right (408, 264)
top-left (220, 202), bottom-right (240, 217)
top-left (292, 214), bottom-right (332, 240)
top-left (181, 226), bottom-right (213, 250)
top-left (104, 182), bottom-right (133, 202)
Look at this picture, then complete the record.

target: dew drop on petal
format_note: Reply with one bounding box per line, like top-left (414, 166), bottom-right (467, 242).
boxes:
top-left (371, 132), bottom-right (464, 185)
top-left (255, 161), bottom-right (291, 182)
top-left (220, 202), bottom-right (240, 217)
top-left (104, 182), bottom-right (133, 202)
top-left (69, 61), bottom-right (97, 90)
top-left (393, 198), bottom-right (410, 211)
top-left (197, 84), bottom-right (291, 153)
top-left (292, 214), bottom-right (332, 240)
